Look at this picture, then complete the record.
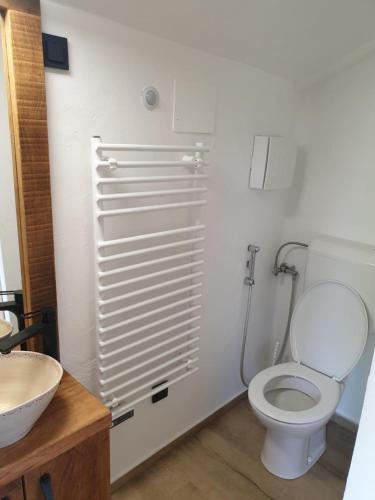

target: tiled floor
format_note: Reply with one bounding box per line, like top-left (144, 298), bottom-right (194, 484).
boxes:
top-left (112, 399), bottom-right (355, 499)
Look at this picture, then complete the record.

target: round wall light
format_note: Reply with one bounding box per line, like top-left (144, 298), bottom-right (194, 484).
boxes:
top-left (142, 86), bottom-right (159, 110)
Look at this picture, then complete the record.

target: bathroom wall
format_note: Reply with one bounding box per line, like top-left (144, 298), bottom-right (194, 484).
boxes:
top-left (41, 0), bottom-right (297, 480)
top-left (272, 54), bottom-right (375, 424)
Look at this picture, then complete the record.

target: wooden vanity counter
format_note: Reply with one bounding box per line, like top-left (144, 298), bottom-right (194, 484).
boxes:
top-left (0, 372), bottom-right (111, 499)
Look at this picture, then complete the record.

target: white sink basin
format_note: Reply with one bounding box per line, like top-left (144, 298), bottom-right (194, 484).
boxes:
top-left (0, 351), bottom-right (63, 447)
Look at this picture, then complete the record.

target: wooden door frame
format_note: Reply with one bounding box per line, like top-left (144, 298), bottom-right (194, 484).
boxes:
top-left (0, 0), bottom-right (57, 352)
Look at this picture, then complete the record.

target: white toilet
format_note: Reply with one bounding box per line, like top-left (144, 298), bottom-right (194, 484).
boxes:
top-left (248, 236), bottom-right (371, 479)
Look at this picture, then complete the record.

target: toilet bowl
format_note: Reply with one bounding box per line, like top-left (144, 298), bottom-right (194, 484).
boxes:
top-left (248, 281), bottom-right (368, 479)
top-left (249, 362), bottom-right (342, 478)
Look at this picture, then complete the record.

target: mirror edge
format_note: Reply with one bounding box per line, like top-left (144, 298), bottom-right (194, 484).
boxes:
top-left (0, 0), bottom-right (58, 354)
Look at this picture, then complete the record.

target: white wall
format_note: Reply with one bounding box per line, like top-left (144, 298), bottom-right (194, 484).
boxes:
top-left (271, 55), bottom-right (375, 424)
top-left (344, 350), bottom-right (375, 499)
top-left (41, 0), bottom-right (297, 480)
top-left (0, 47), bottom-right (22, 296)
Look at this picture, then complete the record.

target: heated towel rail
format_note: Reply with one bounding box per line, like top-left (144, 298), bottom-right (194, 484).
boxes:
top-left (91, 137), bottom-right (208, 422)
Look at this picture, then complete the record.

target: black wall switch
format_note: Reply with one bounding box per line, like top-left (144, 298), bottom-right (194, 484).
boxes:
top-left (42, 33), bottom-right (69, 70)
top-left (152, 380), bottom-right (168, 403)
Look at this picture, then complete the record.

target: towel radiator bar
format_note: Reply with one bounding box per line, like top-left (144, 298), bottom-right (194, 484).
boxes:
top-left (91, 137), bottom-right (208, 422)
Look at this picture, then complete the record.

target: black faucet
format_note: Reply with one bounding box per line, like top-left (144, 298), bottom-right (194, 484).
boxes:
top-left (0, 291), bottom-right (59, 360)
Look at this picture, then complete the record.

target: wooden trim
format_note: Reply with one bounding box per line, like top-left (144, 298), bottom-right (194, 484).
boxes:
top-left (111, 390), bottom-right (247, 493)
top-left (0, 0), bottom-right (40, 16)
top-left (1, 2), bottom-right (57, 353)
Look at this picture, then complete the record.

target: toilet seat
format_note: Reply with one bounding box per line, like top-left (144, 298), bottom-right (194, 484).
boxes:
top-left (290, 281), bottom-right (368, 381)
top-left (248, 362), bottom-right (341, 425)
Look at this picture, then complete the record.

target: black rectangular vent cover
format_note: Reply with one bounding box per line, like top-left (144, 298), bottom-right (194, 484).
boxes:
top-left (111, 409), bottom-right (134, 428)
top-left (152, 380), bottom-right (168, 403)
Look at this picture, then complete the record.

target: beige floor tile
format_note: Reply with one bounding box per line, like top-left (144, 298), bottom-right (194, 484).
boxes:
top-left (112, 399), bottom-right (350, 500)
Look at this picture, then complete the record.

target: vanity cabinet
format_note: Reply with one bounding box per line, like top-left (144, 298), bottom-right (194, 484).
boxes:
top-left (0, 480), bottom-right (24, 500)
top-left (0, 373), bottom-right (111, 500)
top-left (23, 431), bottom-right (109, 499)
top-left (23, 430), bottom-right (109, 499)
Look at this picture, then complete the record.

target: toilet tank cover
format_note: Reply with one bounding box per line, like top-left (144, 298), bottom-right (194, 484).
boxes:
top-left (290, 281), bottom-right (368, 381)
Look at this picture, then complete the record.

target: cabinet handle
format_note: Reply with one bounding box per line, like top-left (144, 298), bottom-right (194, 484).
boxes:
top-left (40, 473), bottom-right (55, 500)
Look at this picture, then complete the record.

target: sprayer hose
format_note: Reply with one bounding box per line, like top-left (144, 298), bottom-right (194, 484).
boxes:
top-left (240, 271), bottom-right (300, 387)
top-left (275, 272), bottom-right (299, 364)
top-left (240, 284), bottom-right (254, 387)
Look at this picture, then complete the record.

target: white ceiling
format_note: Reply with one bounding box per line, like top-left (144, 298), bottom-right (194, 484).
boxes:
top-left (50, 0), bottom-right (375, 85)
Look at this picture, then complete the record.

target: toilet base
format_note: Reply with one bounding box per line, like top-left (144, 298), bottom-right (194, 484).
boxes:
top-left (260, 426), bottom-right (326, 479)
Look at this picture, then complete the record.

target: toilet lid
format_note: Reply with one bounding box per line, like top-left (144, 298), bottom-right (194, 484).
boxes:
top-left (290, 281), bottom-right (368, 381)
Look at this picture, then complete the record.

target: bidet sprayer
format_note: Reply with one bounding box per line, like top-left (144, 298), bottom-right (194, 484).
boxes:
top-left (244, 244), bottom-right (260, 286)
top-left (248, 244), bottom-right (260, 253)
